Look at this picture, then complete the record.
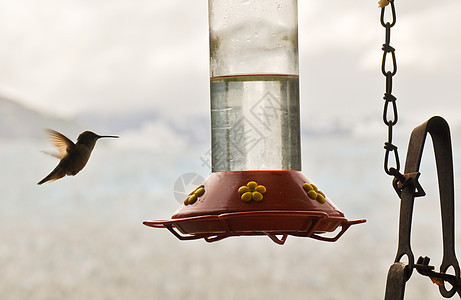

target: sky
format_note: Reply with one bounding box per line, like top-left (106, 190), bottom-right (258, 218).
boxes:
top-left (0, 0), bottom-right (461, 133)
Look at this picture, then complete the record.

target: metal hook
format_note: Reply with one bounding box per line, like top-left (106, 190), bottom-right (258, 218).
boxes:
top-left (386, 116), bottom-right (461, 298)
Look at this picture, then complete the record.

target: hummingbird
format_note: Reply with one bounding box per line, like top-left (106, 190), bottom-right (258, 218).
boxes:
top-left (38, 129), bottom-right (119, 185)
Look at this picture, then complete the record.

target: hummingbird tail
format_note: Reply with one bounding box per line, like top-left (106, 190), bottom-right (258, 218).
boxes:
top-left (37, 168), bottom-right (66, 185)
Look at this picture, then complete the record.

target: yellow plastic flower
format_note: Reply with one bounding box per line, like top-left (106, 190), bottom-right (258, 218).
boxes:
top-left (184, 185), bottom-right (205, 206)
top-left (303, 183), bottom-right (326, 204)
top-left (238, 181), bottom-right (266, 202)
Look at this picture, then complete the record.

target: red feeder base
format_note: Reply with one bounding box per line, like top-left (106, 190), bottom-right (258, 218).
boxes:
top-left (143, 171), bottom-right (365, 245)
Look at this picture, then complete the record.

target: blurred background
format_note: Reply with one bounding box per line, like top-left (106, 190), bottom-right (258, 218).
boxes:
top-left (1, 0), bottom-right (461, 299)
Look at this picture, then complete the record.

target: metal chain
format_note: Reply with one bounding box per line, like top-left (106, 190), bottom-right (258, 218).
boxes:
top-left (380, 0), bottom-right (404, 182)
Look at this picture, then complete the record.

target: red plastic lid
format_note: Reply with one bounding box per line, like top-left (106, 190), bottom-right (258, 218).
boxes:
top-left (144, 171), bottom-right (365, 244)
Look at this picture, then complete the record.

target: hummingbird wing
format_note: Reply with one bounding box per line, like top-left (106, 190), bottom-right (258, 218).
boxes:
top-left (44, 129), bottom-right (75, 159)
top-left (41, 150), bottom-right (62, 159)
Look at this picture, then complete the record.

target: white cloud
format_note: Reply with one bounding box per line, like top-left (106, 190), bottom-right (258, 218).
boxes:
top-left (115, 120), bottom-right (187, 152)
top-left (0, 0), bottom-right (208, 117)
top-left (395, 1), bottom-right (461, 72)
top-left (0, 0), bottom-right (460, 126)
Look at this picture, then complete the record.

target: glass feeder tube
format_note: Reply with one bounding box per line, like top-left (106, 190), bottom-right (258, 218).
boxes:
top-left (209, 0), bottom-right (301, 172)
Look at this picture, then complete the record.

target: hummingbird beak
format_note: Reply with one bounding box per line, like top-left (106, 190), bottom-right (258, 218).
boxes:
top-left (97, 135), bottom-right (119, 139)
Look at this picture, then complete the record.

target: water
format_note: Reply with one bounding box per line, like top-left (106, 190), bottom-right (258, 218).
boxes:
top-left (210, 74), bottom-right (301, 171)
top-left (1, 135), bottom-right (455, 299)
top-left (1, 134), bottom-right (457, 299)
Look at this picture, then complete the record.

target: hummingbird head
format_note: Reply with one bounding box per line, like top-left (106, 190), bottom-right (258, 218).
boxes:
top-left (77, 131), bottom-right (119, 146)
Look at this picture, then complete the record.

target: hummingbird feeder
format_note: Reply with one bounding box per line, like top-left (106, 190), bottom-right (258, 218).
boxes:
top-left (144, 0), bottom-right (365, 245)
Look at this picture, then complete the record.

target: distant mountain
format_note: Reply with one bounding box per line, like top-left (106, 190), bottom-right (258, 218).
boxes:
top-left (78, 111), bottom-right (211, 145)
top-left (0, 95), bottom-right (83, 139)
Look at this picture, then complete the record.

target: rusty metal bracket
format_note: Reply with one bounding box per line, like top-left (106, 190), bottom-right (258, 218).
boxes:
top-left (385, 262), bottom-right (408, 300)
top-left (415, 256), bottom-right (461, 297)
top-left (385, 116), bottom-right (461, 299)
top-left (392, 171), bottom-right (426, 198)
